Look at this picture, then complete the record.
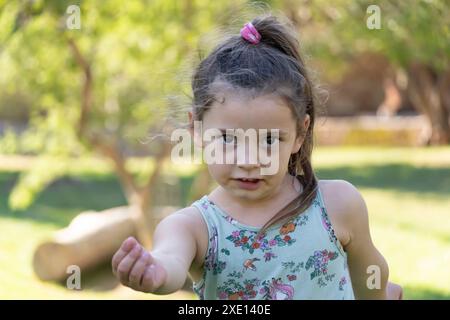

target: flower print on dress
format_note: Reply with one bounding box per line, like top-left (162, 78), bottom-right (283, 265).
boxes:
top-left (279, 221), bottom-right (296, 235)
top-left (228, 270), bottom-right (244, 279)
top-left (279, 214), bottom-right (309, 235)
top-left (280, 261), bottom-right (303, 283)
top-left (315, 198), bottom-right (345, 256)
top-left (305, 249), bottom-right (339, 287)
top-left (242, 257), bottom-right (260, 272)
top-left (204, 225), bottom-right (226, 275)
top-left (224, 209), bottom-right (309, 254)
top-left (260, 278), bottom-right (295, 300)
top-left (201, 200), bottom-right (209, 211)
top-left (320, 206), bottom-right (339, 244)
top-left (226, 226), bottom-right (298, 254)
top-left (225, 215), bottom-right (238, 225)
top-left (217, 278), bottom-right (260, 300)
top-left (192, 190), bottom-right (355, 300)
top-left (263, 252), bottom-right (277, 262)
top-left (339, 276), bottom-right (347, 291)
top-left (282, 261), bottom-right (304, 273)
top-left (287, 274), bottom-right (297, 281)
top-left (193, 280), bottom-right (206, 300)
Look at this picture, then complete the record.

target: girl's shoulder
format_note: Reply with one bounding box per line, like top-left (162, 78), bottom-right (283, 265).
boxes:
top-left (318, 179), bottom-right (368, 217)
top-left (318, 179), bottom-right (368, 249)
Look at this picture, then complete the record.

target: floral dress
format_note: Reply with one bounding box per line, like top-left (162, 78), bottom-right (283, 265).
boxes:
top-left (190, 187), bottom-right (355, 300)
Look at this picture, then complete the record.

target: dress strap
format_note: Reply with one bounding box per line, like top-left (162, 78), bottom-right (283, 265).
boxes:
top-left (316, 187), bottom-right (347, 257)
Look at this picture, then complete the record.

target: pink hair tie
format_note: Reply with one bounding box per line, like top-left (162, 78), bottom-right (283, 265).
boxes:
top-left (240, 22), bottom-right (261, 44)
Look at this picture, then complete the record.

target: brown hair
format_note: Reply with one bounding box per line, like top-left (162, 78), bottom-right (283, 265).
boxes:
top-left (190, 14), bottom-right (319, 237)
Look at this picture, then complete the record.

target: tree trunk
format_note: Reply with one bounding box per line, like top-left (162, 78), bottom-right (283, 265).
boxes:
top-left (377, 77), bottom-right (402, 117)
top-left (407, 63), bottom-right (450, 145)
top-left (128, 188), bottom-right (154, 249)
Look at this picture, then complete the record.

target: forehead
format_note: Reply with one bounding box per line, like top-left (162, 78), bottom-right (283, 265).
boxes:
top-left (203, 90), bottom-right (296, 130)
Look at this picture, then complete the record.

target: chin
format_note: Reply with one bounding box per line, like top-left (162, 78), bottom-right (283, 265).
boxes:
top-left (229, 187), bottom-right (270, 201)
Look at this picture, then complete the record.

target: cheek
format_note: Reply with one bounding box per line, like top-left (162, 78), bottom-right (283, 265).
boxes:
top-left (207, 164), bottom-right (232, 180)
top-left (274, 143), bottom-right (294, 168)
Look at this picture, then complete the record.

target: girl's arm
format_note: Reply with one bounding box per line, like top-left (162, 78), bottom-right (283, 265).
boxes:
top-left (334, 181), bottom-right (401, 299)
top-left (111, 207), bottom-right (203, 294)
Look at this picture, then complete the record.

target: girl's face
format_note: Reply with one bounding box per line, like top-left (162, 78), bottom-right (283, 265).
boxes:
top-left (191, 90), bottom-right (310, 203)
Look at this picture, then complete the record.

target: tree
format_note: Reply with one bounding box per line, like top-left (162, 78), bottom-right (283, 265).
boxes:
top-left (0, 0), bottom-right (245, 246)
top-left (278, 0), bottom-right (450, 144)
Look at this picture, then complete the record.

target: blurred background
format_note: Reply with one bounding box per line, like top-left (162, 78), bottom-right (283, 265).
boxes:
top-left (0, 0), bottom-right (449, 299)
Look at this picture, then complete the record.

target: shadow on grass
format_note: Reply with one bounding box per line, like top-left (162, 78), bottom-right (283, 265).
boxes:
top-left (0, 171), bottom-right (196, 228)
top-left (59, 260), bottom-right (120, 292)
top-left (54, 259), bottom-right (194, 294)
top-left (316, 164), bottom-right (450, 197)
top-left (2, 163), bottom-right (449, 227)
top-left (0, 171), bottom-right (128, 227)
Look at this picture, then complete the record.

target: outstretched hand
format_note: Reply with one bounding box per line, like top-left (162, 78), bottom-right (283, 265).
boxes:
top-left (112, 237), bottom-right (167, 293)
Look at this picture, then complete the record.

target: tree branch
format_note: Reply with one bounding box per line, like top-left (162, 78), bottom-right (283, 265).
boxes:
top-left (66, 36), bottom-right (92, 142)
top-left (65, 36), bottom-right (140, 201)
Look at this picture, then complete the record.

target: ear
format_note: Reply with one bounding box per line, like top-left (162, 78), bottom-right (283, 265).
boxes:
top-left (291, 114), bottom-right (310, 154)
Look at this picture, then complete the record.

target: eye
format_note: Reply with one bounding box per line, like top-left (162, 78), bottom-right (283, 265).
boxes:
top-left (221, 133), bottom-right (236, 144)
top-left (261, 134), bottom-right (280, 146)
top-left (266, 135), bottom-right (278, 145)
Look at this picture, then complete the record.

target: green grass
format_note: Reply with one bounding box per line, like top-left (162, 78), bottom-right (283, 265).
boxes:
top-left (1, 146), bottom-right (449, 299)
top-left (314, 146), bottom-right (450, 299)
top-left (0, 172), bottom-right (196, 299)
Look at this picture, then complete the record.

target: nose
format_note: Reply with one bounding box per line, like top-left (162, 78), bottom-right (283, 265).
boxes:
top-left (236, 140), bottom-right (260, 170)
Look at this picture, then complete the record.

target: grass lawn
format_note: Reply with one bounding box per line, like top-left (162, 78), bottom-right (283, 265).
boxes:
top-left (1, 146), bottom-right (449, 299)
top-left (0, 169), bottom-right (197, 300)
top-left (314, 146), bottom-right (450, 299)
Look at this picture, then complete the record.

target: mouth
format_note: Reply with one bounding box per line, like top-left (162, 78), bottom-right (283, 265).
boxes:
top-left (233, 178), bottom-right (263, 190)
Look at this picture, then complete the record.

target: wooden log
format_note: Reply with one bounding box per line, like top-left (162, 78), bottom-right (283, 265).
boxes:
top-left (33, 206), bottom-right (136, 281)
top-left (33, 205), bottom-right (181, 282)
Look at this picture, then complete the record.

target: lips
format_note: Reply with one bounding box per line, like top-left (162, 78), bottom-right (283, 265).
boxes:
top-left (234, 178), bottom-right (263, 190)
top-left (238, 178), bottom-right (260, 182)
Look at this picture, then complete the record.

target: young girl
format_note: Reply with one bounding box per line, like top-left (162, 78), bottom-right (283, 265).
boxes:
top-left (112, 14), bottom-right (402, 300)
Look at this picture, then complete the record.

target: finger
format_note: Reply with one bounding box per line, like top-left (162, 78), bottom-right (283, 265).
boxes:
top-left (141, 263), bottom-right (166, 293)
top-left (129, 251), bottom-right (152, 289)
top-left (117, 244), bottom-right (142, 284)
top-left (141, 265), bottom-right (157, 292)
top-left (112, 237), bottom-right (138, 275)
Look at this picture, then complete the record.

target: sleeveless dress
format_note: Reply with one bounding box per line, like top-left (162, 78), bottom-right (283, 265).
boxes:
top-left (190, 187), bottom-right (355, 300)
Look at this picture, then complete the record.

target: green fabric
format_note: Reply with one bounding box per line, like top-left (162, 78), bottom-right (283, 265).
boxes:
top-left (190, 188), bottom-right (355, 300)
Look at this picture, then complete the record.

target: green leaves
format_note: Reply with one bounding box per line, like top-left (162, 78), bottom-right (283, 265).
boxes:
top-left (9, 156), bottom-right (70, 210)
top-left (279, 0), bottom-right (449, 75)
top-left (1, 0), bottom-right (247, 210)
